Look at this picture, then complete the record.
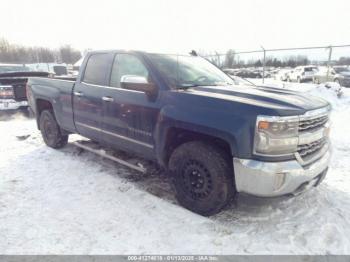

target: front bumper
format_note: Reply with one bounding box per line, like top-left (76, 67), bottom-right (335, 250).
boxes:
top-left (0, 99), bottom-right (28, 110)
top-left (233, 149), bottom-right (331, 197)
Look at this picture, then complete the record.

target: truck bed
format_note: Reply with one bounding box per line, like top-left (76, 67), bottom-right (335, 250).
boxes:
top-left (27, 77), bottom-right (76, 133)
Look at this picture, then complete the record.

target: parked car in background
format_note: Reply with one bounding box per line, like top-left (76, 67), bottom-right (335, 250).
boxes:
top-left (28, 50), bottom-right (331, 216)
top-left (287, 66), bottom-right (318, 83)
top-left (224, 68), bottom-right (272, 79)
top-left (235, 69), bottom-right (263, 78)
top-left (222, 68), bottom-right (237, 76)
top-left (0, 64), bottom-right (49, 111)
top-left (313, 66), bottom-right (350, 87)
top-left (274, 68), bottom-right (292, 81)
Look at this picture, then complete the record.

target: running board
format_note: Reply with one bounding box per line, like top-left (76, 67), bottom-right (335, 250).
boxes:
top-left (72, 141), bottom-right (147, 173)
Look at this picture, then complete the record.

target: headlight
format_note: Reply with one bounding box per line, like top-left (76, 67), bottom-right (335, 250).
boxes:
top-left (254, 115), bottom-right (299, 156)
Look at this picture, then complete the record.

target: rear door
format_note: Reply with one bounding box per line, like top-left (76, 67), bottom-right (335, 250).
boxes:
top-left (100, 53), bottom-right (159, 158)
top-left (73, 53), bottom-right (114, 141)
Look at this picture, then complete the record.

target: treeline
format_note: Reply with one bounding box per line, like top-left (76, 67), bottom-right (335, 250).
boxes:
top-left (0, 38), bottom-right (82, 64)
top-left (205, 49), bottom-right (350, 68)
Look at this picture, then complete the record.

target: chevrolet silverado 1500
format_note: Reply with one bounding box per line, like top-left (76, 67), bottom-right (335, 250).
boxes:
top-left (27, 50), bottom-right (331, 216)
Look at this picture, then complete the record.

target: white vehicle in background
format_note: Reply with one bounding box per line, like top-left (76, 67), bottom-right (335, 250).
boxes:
top-left (287, 65), bottom-right (318, 83)
top-left (274, 68), bottom-right (292, 81)
top-left (26, 63), bottom-right (68, 76)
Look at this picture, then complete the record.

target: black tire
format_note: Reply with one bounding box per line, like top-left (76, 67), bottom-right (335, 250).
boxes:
top-left (39, 110), bottom-right (68, 149)
top-left (169, 141), bottom-right (236, 216)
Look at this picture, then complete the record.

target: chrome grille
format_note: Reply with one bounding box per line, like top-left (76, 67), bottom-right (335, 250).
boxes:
top-left (299, 115), bottom-right (328, 132)
top-left (298, 137), bottom-right (327, 159)
top-left (12, 84), bottom-right (27, 101)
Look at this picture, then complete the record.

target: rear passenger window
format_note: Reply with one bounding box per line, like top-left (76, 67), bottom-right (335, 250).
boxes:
top-left (83, 54), bottom-right (111, 85)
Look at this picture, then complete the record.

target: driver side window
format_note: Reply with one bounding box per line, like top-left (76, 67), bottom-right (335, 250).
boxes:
top-left (110, 54), bottom-right (149, 88)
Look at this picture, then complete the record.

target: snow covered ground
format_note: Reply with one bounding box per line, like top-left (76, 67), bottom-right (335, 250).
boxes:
top-left (0, 82), bottom-right (350, 255)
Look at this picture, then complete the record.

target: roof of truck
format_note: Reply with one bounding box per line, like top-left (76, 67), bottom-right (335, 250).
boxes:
top-left (87, 49), bottom-right (195, 56)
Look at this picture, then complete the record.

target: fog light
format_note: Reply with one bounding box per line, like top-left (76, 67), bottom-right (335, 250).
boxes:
top-left (273, 172), bottom-right (286, 191)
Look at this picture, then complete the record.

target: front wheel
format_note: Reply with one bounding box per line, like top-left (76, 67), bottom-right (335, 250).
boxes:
top-left (39, 110), bottom-right (68, 149)
top-left (169, 141), bottom-right (236, 216)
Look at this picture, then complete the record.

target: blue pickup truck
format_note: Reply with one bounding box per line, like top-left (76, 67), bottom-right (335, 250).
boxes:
top-left (27, 50), bottom-right (331, 216)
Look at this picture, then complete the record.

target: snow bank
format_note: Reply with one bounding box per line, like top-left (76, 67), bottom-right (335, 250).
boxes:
top-left (307, 85), bottom-right (350, 111)
top-left (0, 82), bottom-right (350, 255)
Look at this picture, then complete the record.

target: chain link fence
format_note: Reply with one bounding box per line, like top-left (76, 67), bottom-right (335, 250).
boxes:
top-left (201, 44), bottom-right (350, 83)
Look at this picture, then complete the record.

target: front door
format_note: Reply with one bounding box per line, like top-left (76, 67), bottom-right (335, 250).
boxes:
top-left (100, 53), bottom-right (159, 158)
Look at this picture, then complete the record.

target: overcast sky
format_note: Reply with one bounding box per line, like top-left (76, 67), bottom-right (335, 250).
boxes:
top-left (1, 0), bottom-right (350, 56)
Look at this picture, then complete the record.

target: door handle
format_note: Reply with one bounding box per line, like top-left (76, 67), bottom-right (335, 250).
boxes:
top-left (102, 96), bottom-right (114, 102)
top-left (74, 91), bottom-right (84, 97)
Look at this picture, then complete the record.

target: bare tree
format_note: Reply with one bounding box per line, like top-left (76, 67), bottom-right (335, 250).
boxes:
top-left (224, 49), bottom-right (235, 68)
top-left (0, 38), bottom-right (81, 64)
top-left (59, 45), bottom-right (82, 64)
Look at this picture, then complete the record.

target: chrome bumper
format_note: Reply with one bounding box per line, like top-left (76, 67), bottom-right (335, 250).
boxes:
top-left (233, 149), bottom-right (331, 197)
top-left (0, 99), bottom-right (28, 110)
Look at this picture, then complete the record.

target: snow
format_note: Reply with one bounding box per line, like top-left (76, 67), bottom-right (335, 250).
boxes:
top-left (1, 84), bottom-right (350, 254)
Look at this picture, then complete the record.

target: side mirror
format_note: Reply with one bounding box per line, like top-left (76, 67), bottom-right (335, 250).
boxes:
top-left (120, 75), bottom-right (157, 97)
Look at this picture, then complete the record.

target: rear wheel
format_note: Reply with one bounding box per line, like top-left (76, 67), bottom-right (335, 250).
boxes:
top-left (39, 110), bottom-right (68, 148)
top-left (169, 141), bottom-right (236, 216)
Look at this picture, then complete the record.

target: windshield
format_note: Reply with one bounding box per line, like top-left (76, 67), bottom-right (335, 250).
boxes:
top-left (0, 65), bottom-right (30, 74)
top-left (148, 54), bottom-right (235, 88)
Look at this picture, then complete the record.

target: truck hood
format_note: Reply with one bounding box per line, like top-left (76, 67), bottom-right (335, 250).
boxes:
top-left (185, 84), bottom-right (329, 114)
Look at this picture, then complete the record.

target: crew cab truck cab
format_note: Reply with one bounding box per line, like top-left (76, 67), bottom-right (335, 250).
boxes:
top-left (27, 50), bottom-right (331, 216)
